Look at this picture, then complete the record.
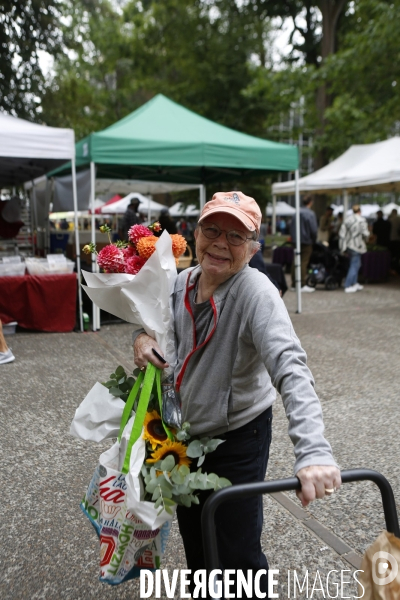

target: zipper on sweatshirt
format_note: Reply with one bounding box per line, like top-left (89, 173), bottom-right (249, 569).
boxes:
top-left (175, 271), bottom-right (218, 393)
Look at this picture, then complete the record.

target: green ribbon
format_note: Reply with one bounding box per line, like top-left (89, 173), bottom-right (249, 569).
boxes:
top-left (119, 364), bottom-right (173, 475)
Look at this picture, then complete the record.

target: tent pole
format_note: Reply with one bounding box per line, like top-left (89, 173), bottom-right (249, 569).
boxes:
top-left (295, 169), bottom-right (302, 314)
top-left (31, 184), bottom-right (37, 257)
top-left (343, 189), bottom-right (349, 215)
top-left (72, 158), bottom-right (84, 332)
top-left (200, 184), bottom-right (206, 211)
top-left (272, 194), bottom-right (277, 235)
top-left (45, 179), bottom-right (52, 255)
top-left (90, 161), bottom-right (99, 331)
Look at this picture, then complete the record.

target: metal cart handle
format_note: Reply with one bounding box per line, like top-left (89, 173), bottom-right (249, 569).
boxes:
top-left (201, 468), bottom-right (400, 574)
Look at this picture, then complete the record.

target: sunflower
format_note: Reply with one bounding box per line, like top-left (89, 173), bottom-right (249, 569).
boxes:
top-left (143, 410), bottom-right (169, 449)
top-left (146, 440), bottom-right (191, 468)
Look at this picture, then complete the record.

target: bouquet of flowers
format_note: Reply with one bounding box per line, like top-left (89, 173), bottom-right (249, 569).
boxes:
top-left (83, 222), bottom-right (188, 274)
top-left (103, 365), bottom-right (231, 516)
top-left (80, 227), bottom-right (179, 363)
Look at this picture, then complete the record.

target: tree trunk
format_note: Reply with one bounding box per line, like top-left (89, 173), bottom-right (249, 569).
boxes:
top-left (314, 0), bottom-right (347, 172)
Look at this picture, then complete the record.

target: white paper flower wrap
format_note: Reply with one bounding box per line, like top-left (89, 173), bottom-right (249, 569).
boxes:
top-left (81, 230), bottom-right (177, 364)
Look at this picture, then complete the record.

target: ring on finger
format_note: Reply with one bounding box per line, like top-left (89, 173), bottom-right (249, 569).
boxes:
top-left (140, 366), bottom-right (146, 372)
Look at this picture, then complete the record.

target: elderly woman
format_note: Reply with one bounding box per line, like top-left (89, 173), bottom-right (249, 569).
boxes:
top-left (133, 191), bottom-right (340, 597)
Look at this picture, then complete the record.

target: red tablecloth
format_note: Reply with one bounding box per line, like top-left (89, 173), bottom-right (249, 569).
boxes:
top-left (0, 273), bottom-right (77, 332)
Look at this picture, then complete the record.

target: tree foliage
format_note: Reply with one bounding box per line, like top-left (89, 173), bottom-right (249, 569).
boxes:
top-left (40, 0), bottom-right (283, 140)
top-left (3, 0), bottom-right (400, 179)
top-left (320, 0), bottom-right (400, 158)
top-left (0, 0), bottom-right (63, 118)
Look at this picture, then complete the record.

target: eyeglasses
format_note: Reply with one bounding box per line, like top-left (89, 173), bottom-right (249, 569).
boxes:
top-left (199, 223), bottom-right (255, 246)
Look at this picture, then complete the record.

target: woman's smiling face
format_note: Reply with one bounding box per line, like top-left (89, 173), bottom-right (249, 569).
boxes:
top-left (194, 213), bottom-right (257, 285)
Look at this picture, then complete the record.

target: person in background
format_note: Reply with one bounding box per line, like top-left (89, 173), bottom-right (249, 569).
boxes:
top-left (372, 210), bottom-right (391, 247)
top-left (388, 208), bottom-right (400, 272)
top-left (317, 205), bottom-right (334, 245)
top-left (59, 218), bottom-right (69, 230)
top-left (0, 320), bottom-right (15, 364)
top-left (121, 198), bottom-right (141, 239)
top-left (258, 217), bottom-right (267, 253)
top-left (157, 208), bottom-right (177, 235)
top-left (249, 248), bottom-right (285, 295)
top-left (278, 216), bottom-right (287, 234)
top-left (339, 205), bottom-right (369, 293)
top-left (329, 212), bottom-right (343, 250)
top-left (290, 195), bottom-right (318, 292)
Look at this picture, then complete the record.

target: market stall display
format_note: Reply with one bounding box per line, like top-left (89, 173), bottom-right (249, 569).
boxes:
top-left (0, 274), bottom-right (77, 332)
top-left (361, 250), bottom-right (391, 282)
top-left (0, 112), bottom-right (81, 331)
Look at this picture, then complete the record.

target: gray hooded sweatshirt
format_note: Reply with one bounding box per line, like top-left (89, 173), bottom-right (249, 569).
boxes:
top-left (170, 264), bottom-right (336, 475)
top-left (133, 264), bottom-right (337, 475)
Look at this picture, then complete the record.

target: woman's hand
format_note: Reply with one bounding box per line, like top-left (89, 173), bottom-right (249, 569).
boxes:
top-left (133, 333), bottom-right (169, 371)
top-left (296, 465), bottom-right (341, 507)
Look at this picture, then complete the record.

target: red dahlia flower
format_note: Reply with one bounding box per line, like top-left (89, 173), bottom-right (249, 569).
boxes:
top-left (123, 244), bottom-right (137, 258)
top-left (97, 244), bottom-right (126, 273)
top-left (128, 224), bottom-right (153, 245)
top-left (125, 255), bottom-right (146, 275)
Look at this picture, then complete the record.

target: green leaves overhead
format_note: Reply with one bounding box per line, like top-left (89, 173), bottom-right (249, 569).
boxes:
top-left (7, 0), bottom-right (400, 184)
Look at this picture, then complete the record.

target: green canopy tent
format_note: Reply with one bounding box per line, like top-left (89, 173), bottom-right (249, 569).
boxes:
top-left (53, 93), bottom-right (298, 184)
top-left (50, 94), bottom-right (304, 318)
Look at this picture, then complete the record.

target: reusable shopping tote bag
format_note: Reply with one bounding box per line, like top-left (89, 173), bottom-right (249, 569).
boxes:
top-left (358, 530), bottom-right (400, 599)
top-left (80, 364), bottom-right (173, 585)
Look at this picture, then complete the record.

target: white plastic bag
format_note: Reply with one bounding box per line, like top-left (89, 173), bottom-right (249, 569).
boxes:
top-left (70, 382), bottom-right (125, 442)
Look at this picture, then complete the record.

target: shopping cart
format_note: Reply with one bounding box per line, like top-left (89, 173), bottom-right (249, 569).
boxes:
top-left (201, 469), bottom-right (400, 598)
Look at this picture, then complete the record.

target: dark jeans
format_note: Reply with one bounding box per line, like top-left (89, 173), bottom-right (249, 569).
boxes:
top-left (177, 406), bottom-right (273, 599)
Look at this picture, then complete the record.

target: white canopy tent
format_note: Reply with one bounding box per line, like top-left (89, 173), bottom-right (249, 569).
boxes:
top-left (271, 137), bottom-right (400, 233)
top-left (99, 192), bottom-right (166, 216)
top-left (94, 178), bottom-right (202, 198)
top-left (333, 202), bottom-right (398, 218)
top-left (382, 202), bottom-right (400, 216)
top-left (0, 114), bottom-right (83, 331)
top-left (266, 201), bottom-right (296, 217)
top-left (169, 202), bottom-right (200, 217)
top-left (0, 113), bottom-right (75, 187)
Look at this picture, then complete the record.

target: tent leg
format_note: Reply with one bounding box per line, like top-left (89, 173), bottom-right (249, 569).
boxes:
top-left (343, 189), bottom-right (349, 215)
top-left (272, 194), bottom-right (277, 235)
top-left (294, 170), bottom-right (302, 314)
top-left (90, 161), bottom-right (100, 331)
top-left (72, 158), bottom-right (84, 332)
top-left (200, 184), bottom-right (206, 211)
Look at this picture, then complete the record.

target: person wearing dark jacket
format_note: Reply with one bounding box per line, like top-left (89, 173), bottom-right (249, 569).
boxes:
top-left (121, 199), bottom-right (141, 239)
top-left (249, 249), bottom-right (286, 295)
top-left (157, 209), bottom-right (177, 235)
top-left (290, 196), bottom-right (318, 292)
top-left (372, 210), bottom-right (391, 247)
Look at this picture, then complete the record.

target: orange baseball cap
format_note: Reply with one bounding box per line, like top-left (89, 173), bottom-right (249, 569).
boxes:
top-left (198, 191), bottom-right (262, 233)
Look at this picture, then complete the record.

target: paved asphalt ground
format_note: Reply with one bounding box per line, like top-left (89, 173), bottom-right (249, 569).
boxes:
top-left (1, 277), bottom-right (399, 599)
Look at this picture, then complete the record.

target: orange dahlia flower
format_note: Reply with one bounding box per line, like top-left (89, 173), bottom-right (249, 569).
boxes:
top-left (136, 235), bottom-right (158, 259)
top-left (170, 234), bottom-right (187, 258)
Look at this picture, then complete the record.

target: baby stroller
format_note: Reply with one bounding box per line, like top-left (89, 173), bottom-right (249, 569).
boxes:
top-left (306, 242), bottom-right (348, 290)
